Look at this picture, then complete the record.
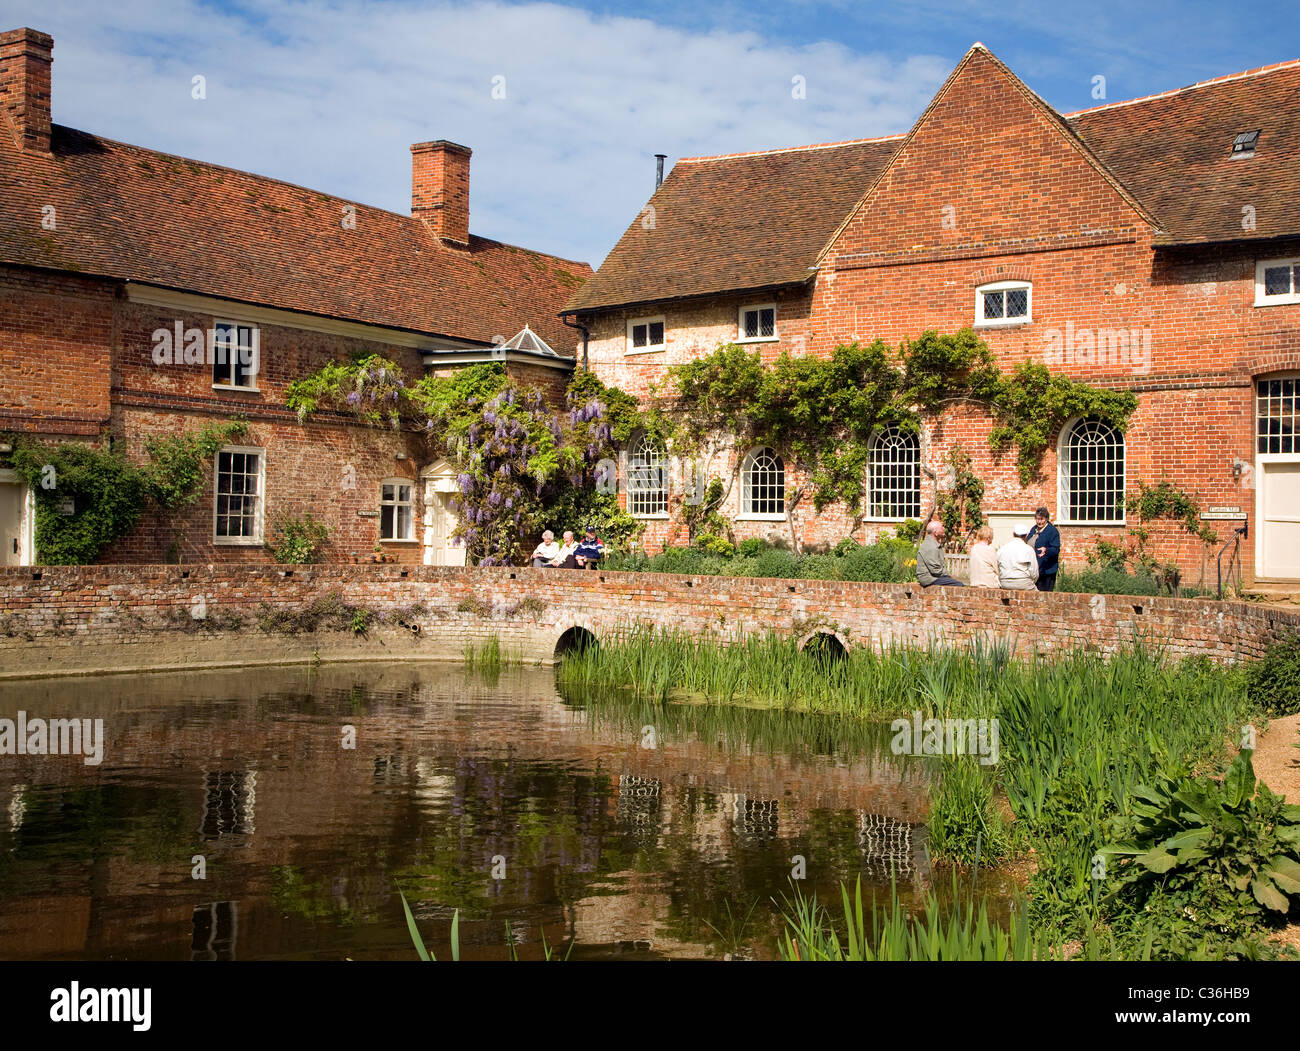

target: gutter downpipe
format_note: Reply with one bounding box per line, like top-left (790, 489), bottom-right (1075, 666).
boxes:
top-left (561, 313), bottom-right (590, 371)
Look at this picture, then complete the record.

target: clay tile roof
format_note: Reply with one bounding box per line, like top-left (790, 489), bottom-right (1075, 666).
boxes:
top-left (568, 57), bottom-right (1300, 314)
top-left (1066, 58), bottom-right (1300, 245)
top-left (563, 136), bottom-right (902, 314)
top-left (0, 126), bottom-right (591, 350)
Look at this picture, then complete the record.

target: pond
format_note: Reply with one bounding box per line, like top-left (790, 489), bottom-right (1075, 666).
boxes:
top-left (0, 662), bottom-right (979, 960)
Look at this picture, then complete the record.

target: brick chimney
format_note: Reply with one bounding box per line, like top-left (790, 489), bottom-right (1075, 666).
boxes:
top-left (0, 28), bottom-right (53, 153)
top-left (411, 140), bottom-right (471, 247)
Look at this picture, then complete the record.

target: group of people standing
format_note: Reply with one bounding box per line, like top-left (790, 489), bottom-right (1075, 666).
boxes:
top-left (917, 507), bottom-right (1060, 592)
top-left (530, 528), bottom-right (605, 569)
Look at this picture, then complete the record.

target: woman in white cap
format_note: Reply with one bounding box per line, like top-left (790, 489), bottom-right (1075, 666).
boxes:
top-left (996, 523), bottom-right (1040, 590)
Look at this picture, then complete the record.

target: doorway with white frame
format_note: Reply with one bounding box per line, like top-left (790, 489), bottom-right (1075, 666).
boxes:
top-left (0, 469), bottom-right (35, 567)
top-left (421, 459), bottom-right (466, 566)
top-left (1255, 373), bottom-right (1300, 580)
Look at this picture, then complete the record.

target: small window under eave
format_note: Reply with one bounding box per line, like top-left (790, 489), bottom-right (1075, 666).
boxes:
top-left (1231, 130), bottom-right (1260, 159)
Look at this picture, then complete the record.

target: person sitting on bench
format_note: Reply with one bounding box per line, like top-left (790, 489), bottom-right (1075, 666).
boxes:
top-left (574, 527), bottom-right (604, 569)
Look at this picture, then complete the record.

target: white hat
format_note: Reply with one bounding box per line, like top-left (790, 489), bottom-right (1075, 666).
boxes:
top-left (1012, 523), bottom-right (1031, 536)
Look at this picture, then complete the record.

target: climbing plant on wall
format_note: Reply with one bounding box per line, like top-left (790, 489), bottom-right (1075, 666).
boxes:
top-left (665, 328), bottom-right (1140, 526)
top-left (8, 418), bottom-right (248, 565)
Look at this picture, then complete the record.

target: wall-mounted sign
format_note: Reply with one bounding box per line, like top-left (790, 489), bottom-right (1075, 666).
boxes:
top-left (1200, 510), bottom-right (1247, 520)
top-left (1206, 505), bottom-right (1241, 513)
top-left (58, 498), bottom-right (74, 516)
top-left (357, 510), bottom-right (380, 518)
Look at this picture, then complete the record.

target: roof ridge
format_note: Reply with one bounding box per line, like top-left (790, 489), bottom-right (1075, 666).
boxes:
top-left (677, 133), bottom-right (905, 164)
top-left (1062, 56), bottom-right (1300, 118)
top-left (50, 124), bottom-right (590, 268)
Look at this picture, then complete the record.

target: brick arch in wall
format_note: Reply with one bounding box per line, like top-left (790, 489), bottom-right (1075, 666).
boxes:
top-left (969, 263), bottom-right (1034, 287)
top-left (1251, 357), bottom-right (1300, 377)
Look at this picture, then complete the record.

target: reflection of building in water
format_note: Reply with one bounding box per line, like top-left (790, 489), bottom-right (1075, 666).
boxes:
top-left (858, 812), bottom-right (927, 882)
top-left (7, 783), bottom-right (24, 834)
top-left (200, 770), bottom-right (256, 838)
top-left (191, 901), bottom-right (237, 961)
top-left (373, 754), bottom-right (405, 786)
top-left (732, 794), bottom-right (779, 841)
top-left (411, 758), bottom-right (455, 811)
top-left (617, 775), bottom-right (662, 844)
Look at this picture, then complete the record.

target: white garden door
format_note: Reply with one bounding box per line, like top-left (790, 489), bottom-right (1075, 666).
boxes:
top-left (421, 459), bottom-right (466, 566)
top-left (1255, 375), bottom-right (1300, 581)
top-left (0, 470), bottom-right (34, 566)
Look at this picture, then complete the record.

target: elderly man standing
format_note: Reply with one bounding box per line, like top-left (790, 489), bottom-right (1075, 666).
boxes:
top-left (916, 520), bottom-right (966, 587)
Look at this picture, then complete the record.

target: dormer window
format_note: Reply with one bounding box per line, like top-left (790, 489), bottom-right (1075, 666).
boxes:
top-left (975, 281), bottom-right (1031, 327)
top-left (1231, 130), bottom-right (1260, 159)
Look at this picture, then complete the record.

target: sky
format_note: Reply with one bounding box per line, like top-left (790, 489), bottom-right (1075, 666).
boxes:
top-left (1, 0), bottom-right (1298, 267)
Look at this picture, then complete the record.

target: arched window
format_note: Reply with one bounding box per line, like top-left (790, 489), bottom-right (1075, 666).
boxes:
top-left (628, 433), bottom-right (668, 517)
top-left (1060, 417), bottom-right (1125, 523)
top-left (868, 426), bottom-right (921, 519)
top-left (741, 447), bottom-right (785, 516)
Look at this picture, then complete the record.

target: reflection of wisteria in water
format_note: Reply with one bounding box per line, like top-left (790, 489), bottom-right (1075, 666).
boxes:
top-left (0, 663), bottom-right (956, 961)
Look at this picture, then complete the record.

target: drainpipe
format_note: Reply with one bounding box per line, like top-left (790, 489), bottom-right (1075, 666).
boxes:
top-left (561, 313), bottom-right (590, 371)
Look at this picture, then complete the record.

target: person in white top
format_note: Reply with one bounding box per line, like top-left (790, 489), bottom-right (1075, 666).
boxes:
top-left (996, 524), bottom-right (1040, 590)
top-left (968, 525), bottom-right (1000, 588)
top-left (531, 530), bottom-right (561, 568)
top-left (551, 530), bottom-right (578, 568)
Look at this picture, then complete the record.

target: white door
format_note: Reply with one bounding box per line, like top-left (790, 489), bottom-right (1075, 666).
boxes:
top-left (1259, 462), bottom-right (1300, 579)
top-left (0, 475), bottom-right (32, 567)
top-left (422, 485), bottom-right (466, 566)
top-left (1255, 375), bottom-right (1300, 581)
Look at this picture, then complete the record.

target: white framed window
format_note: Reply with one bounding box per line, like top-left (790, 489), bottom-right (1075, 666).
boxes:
top-left (975, 281), bottom-right (1031, 327)
top-left (628, 433), bottom-right (669, 518)
top-left (380, 479), bottom-right (415, 540)
top-left (213, 446), bottom-right (264, 543)
top-left (1255, 258), bottom-right (1300, 307)
top-left (627, 316), bottom-right (666, 353)
top-left (1257, 375), bottom-right (1300, 455)
top-left (740, 446), bottom-right (785, 518)
top-left (867, 426), bottom-right (921, 520)
top-left (212, 321), bottom-right (259, 390)
top-left (1058, 417), bottom-right (1125, 524)
top-left (738, 304), bottom-right (777, 343)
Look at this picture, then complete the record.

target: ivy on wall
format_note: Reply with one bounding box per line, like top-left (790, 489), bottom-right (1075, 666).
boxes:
top-left (7, 419), bottom-right (248, 565)
top-left (664, 328), bottom-right (1139, 521)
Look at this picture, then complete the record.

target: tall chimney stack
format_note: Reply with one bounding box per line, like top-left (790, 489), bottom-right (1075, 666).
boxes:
top-left (0, 28), bottom-right (53, 153)
top-left (655, 153), bottom-right (666, 190)
top-left (411, 140), bottom-right (471, 247)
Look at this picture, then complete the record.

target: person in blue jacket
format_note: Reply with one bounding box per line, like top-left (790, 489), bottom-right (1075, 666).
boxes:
top-left (1027, 506), bottom-right (1061, 591)
top-left (574, 527), bottom-right (604, 570)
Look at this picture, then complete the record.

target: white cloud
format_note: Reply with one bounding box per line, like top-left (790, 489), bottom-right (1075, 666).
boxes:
top-left (1, 0), bottom-right (948, 264)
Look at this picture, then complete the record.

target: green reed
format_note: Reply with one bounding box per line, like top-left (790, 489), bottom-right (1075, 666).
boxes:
top-left (558, 627), bottom-right (1263, 950)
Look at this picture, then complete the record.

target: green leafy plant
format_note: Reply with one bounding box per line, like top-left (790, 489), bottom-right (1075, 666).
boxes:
top-left (265, 512), bottom-right (330, 564)
top-left (1246, 631), bottom-right (1300, 716)
top-left (933, 445), bottom-right (984, 545)
top-left (1101, 749), bottom-right (1300, 946)
top-left (10, 440), bottom-right (147, 564)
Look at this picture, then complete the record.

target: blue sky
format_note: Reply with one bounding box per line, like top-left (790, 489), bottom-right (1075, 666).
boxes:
top-left (2, 0), bottom-right (1297, 266)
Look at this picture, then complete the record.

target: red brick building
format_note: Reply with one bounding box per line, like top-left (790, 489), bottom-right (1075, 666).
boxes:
top-left (0, 27), bottom-right (589, 567)
top-left (565, 45), bottom-right (1300, 587)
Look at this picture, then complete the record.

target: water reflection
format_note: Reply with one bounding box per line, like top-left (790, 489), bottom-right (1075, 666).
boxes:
top-left (0, 664), bottom-right (940, 960)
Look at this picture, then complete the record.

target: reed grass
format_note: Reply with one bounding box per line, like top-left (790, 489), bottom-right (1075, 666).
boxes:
top-left (559, 628), bottom-right (1262, 948)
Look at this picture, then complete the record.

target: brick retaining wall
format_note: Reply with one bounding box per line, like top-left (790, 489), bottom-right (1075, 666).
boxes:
top-left (0, 564), bottom-right (1296, 679)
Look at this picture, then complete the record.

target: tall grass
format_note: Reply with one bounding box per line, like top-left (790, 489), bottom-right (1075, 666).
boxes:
top-left (558, 628), bottom-right (1261, 948)
top-left (777, 876), bottom-right (1138, 961)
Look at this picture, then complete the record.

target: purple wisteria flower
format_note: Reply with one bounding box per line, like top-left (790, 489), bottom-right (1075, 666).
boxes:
top-left (345, 391), bottom-right (361, 407)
